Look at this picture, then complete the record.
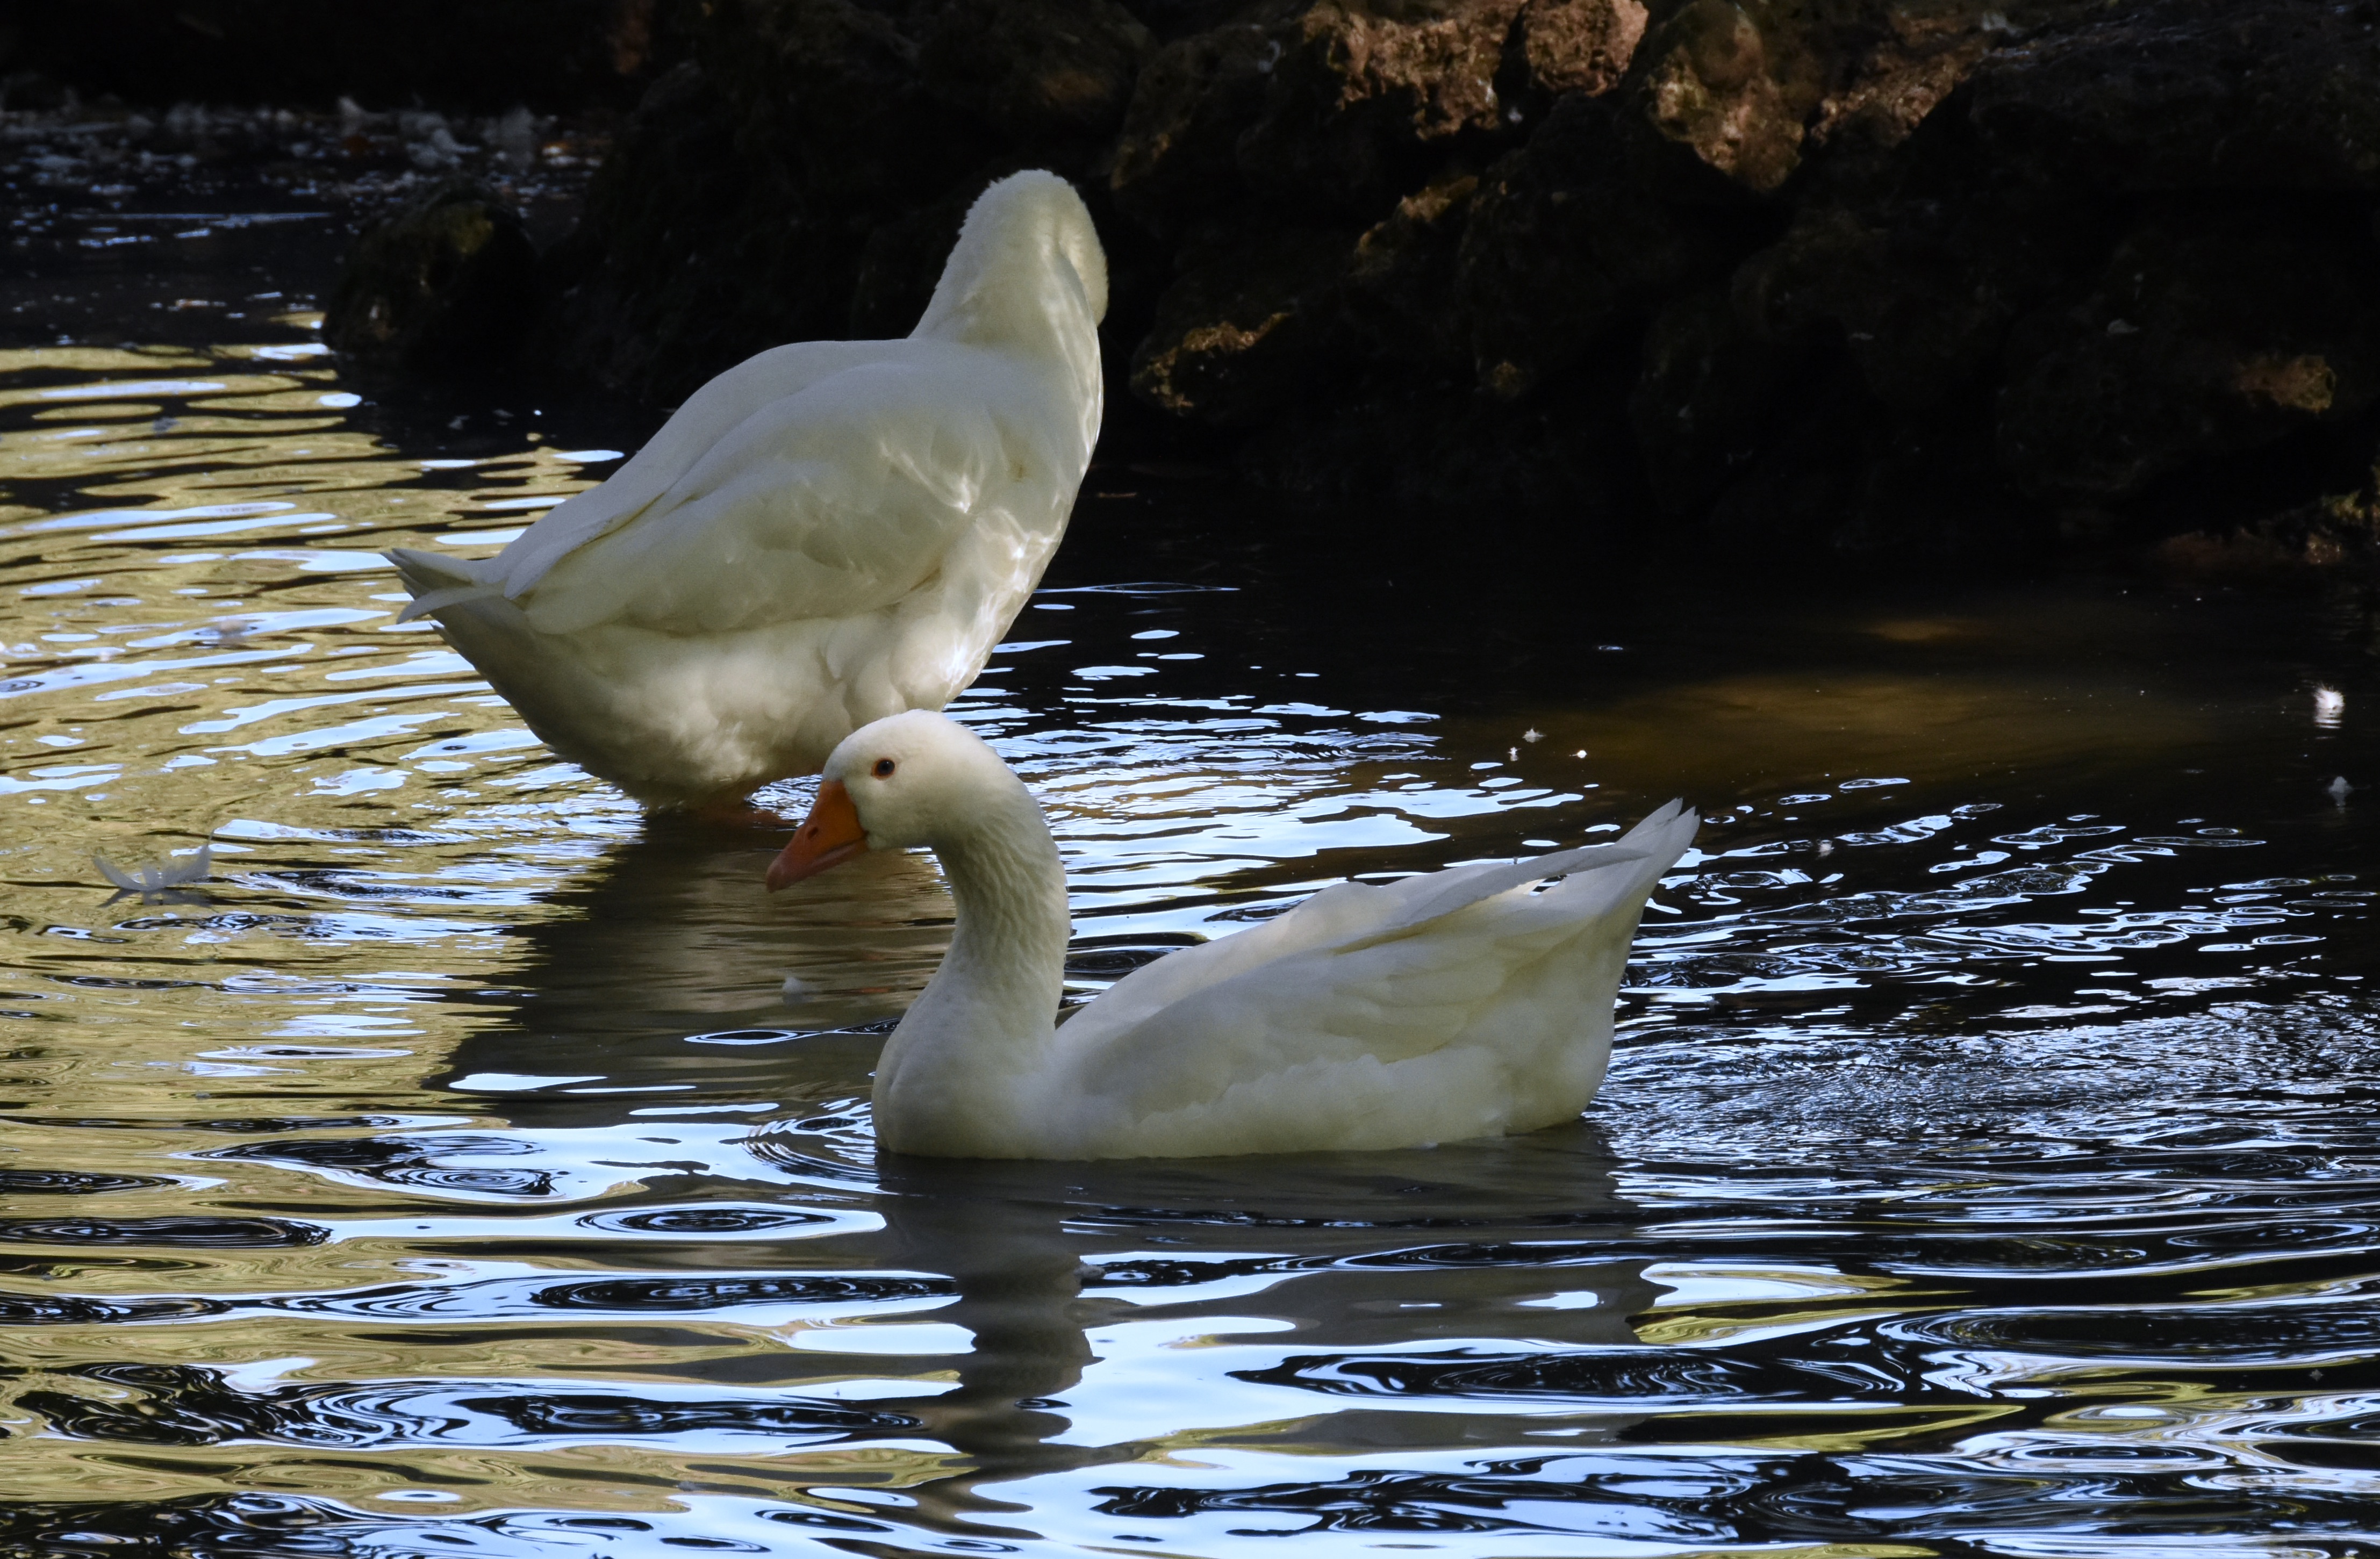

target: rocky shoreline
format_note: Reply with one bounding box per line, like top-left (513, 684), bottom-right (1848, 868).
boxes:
top-left (26, 0), bottom-right (2380, 577)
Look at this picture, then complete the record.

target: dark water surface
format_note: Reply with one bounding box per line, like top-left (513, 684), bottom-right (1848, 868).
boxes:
top-left (4, 118), bottom-right (2380, 1559)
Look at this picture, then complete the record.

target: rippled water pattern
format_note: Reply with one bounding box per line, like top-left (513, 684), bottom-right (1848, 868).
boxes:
top-left (2, 317), bottom-right (2377, 1557)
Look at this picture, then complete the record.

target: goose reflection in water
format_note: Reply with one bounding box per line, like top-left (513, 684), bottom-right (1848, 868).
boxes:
top-left (442, 997), bottom-right (1662, 1535)
top-left (752, 1127), bottom-right (1660, 1533)
top-left (429, 794), bottom-right (1662, 1532)
top-left (435, 815), bottom-right (952, 1088)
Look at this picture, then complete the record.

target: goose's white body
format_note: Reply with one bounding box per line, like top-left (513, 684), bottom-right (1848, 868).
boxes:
top-left (385, 172), bottom-right (1107, 808)
top-left (773, 712), bottom-right (1700, 1160)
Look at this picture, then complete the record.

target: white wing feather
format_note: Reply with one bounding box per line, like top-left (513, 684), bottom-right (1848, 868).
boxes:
top-left (487, 339), bottom-right (900, 601)
top-left (1064, 802), bottom-right (1696, 1130)
top-left (513, 355), bottom-right (1038, 639)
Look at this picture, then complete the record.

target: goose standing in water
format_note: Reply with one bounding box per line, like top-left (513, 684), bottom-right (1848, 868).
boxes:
top-left (386, 171), bottom-right (1107, 811)
top-left (768, 710), bottom-right (1699, 1160)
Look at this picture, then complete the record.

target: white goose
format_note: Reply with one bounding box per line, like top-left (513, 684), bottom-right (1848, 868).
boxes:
top-left (768, 711), bottom-right (1698, 1159)
top-left (385, 171), bottom-right (1107, 810)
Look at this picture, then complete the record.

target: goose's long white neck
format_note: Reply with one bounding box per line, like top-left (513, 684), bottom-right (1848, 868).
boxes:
top-left (871, 781), bottom-right (1072, 1158)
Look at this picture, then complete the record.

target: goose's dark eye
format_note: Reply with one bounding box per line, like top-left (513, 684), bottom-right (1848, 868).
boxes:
top-left (872, 758), bottom-right (897, 778)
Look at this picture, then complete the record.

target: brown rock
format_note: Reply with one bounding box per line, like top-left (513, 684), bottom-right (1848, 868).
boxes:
top-left (2152, 488), bottom-right (2380, 579)
top-left (1237, 0), bottom-right (1528, 210)
top-left (1801, 5), bottom-right (2003, 157)
top-left (1510, 0), bottom-right (1649, 98)
top-left (1638, 0), bottom-right (1813, 194)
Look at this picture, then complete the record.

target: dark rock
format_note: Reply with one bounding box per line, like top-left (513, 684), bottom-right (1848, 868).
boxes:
top-left (1112, 0), bottom-right (1655, 232)
top-left (1111, 17), bottom-right (1288, 233)
top-left (483, 0), bottom-right (2380, 573)
top-left (1234, 0), bottom-right (1529, 213)
top-left (1601, 0), bottom-right (2380, 564)
top-left (533, 0), bottom-right (1150, 405)
top-left (323, 178), bottom-right (538, 380)
top-left (530, 60), bottom-right (800, 401)
top-left (1737, 208), bottom-right (1997, 412)
top-left (1342, 170), bottom-right (1482, 370)
top-left (1628, 286), bottom-right (1807, 512)
top-left (848, 193), bottom-right (977, 339)
top-left (2153, 483), bottom-right (2380, 580)
top-left (1996, 213), bottom-right (2380, 501)
top-left (705, 0), bottom-right (970, 203)
top-left (1959, 0), bottom-right (2380, 195)
top-left (1237, 355), bottom-right (1648, 525)
top-left (1130, 226), bottom-right (1358, 424)
top-left (1454, 92), bottom-right (1752, 398)
top-left (1636, 0), bottom-right (1816, 194)
top-left (920, 0), bottom-right (1155, 145)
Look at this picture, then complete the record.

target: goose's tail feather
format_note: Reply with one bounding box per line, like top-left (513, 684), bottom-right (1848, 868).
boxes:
top-left (387, 548), bottom-right (504, 623)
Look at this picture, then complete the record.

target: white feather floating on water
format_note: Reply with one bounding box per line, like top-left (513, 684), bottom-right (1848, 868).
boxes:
top-left (92, 844), bottom-right (212, 901)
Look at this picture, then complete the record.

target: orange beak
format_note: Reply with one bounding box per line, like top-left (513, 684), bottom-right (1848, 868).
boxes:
top-left (766, 779), bottom-right (869, 890)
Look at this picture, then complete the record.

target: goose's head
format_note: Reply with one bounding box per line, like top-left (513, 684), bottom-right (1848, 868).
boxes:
top-left (766, 711), bottom-right (1019, 889)
top-left (914, 169), bottom-right (1108, 340)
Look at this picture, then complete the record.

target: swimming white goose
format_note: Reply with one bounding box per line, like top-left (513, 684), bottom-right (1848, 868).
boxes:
top-left (385, 171), bottom-right (1107, 810)
top-left (768, 710), bottom-right (1698, 1159)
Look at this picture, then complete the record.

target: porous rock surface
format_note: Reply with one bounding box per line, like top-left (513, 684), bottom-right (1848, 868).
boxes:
top-left (519, 0), bottom-right (2380, 571)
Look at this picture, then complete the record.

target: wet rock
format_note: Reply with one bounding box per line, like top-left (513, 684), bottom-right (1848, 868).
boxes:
top-left (2153, 488), bottom-right (2380, 581)
top-left (322, 178), bottom-right (537, 379)
top-left (2150, 422), bottom-right (2380, 586)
